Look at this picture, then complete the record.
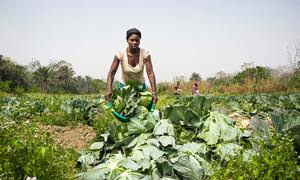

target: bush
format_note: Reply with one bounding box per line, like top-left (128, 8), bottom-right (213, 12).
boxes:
top-left (0, 117), bottom-right (77, 179)
top-left (212, 131), bottom-right (300, 179)
top-left (233, 66), bottom-right (271, 84)
top-left (0, 81), bottom-right (11, 93)
top-left (14, 86), bottom-right (25, 96)
top-left (91, 109), bottom-right (115, 137)
top-left (289, 70), bottom-right (300, 89)
top-left (156, 82), bottom-right (172, 94)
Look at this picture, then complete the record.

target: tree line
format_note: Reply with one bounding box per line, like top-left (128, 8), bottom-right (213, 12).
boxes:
top-left (159, 52), bottom-right (300, 94)
top-left (0, 55), bottom-right (106, 94)
top-left (1, 46), bottom-right (300, 95)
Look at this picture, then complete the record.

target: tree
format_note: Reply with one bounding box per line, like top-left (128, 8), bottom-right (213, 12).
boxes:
top-left (233, 66), bottom-right (271, 84)
top-left (1, 55), bottom-right (108, 94)
top-left (85, 76), bottom-right (106, 93)
top-left (215, 71), bottom-right (227, 79)
top-left (33, 66), bottom-right (52, 92)
top-left (190, 72), bottom-right (201, 81)
top-left (241, 62), bottom-right (254, 71)
top-left (287, 44), bottom-right (300, 88)
top-left (287, 44), bottom-right (300, 72)
top-left (55, 65), bottom-right (76, 93)
top-left (27, 59), bottom-right (41, 72)
top-left (0, 55), bottom-right (29, 92)
top-left (76, 76), bottom-right (88, 93)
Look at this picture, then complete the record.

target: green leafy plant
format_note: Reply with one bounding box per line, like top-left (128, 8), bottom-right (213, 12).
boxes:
top-left (212, 131), bottom-right (300, 179)
top-left (76, 95), bottom-right (252, 179)
top-left (0, 117), bottom-right (77, 179)
top-left (110, 83), bottom-right (153, 118)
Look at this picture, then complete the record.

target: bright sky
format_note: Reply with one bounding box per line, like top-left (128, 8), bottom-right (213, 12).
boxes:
top-left (1, 0), bottom-right (300, 83)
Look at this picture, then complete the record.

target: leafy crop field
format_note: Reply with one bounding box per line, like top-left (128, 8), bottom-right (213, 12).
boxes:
top-left (0, 92), bottom-right (299, 179)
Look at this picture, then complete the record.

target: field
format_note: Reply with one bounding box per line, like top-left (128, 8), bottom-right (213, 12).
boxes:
top-left (0, 92), bottom-right (300, 179)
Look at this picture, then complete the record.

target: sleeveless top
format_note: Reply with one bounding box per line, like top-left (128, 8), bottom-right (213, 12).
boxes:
top-left (116, 48), bottom-right (150, 84)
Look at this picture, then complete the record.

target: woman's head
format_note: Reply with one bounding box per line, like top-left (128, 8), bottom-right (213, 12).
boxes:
top-left (126, 28), bottom-right (141, 49)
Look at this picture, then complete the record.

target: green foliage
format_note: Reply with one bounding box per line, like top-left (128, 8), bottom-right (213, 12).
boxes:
top-left (76, 96), bottom-right (252, 179)
top-left (14, 86), bottom-right (25, 95)
top-left (110, 83), bottom-right (153, 117)
top-left (0, 81), bottom-right (11, 93)
top-left (1, 92), bottom-right (300, 179)
top-left (37, 111), bottom-right (73, 126)
top-left (211, 93), bottom-right (300, 116)
top-left (212, 132), bottom-right (300, 179)
top-left (233, 66), bottom-right (271, 84)
top-left (289, 67), bottom-right (300, 88)
top-left (0, 55), bottom-right (29, 91)
top-left (0, 95), bottom-right (107, 126)
top-left (190, 72), bottom-right (202, 81)
top-left (207, 76), bottom-right (232, 87)
top-left (0, 55), bottom-right (106, 94)
top-left (0, 96), bottom-right (48, 120)
top-left (155, 93), bottom-right (176, 109)
top-left (0, 117), bottom-right (77, 179)
top-left (156, 82), bottom-right (171, 94)
top-left (33, 65), bottom-right (53, 92)
top-left (271, 109), bottom-right (300, 152)
top-left (60, 97), bottom-right (104, 125)
top-left (139, 92), bottom-right (153, 107)
top-left (91, 109), bottom-right (115, 136)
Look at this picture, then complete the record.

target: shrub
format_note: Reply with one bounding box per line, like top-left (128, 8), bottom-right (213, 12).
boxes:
top-left (212, 131), bottom-right (300, 179)
top-left (14, 86), bottom-right (25, 96)
top-left (289, 70), bottom-right (300, 89)
top-left (0, 117), bottom-right (77, 179)
top-left (233, 66), bottom-right (271, 84)
top-left (0, 81), bottom-right (11, 93)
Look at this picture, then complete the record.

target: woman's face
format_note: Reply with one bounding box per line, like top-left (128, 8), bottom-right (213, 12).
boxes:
top-left (127, 34), bottom-right (140, 49)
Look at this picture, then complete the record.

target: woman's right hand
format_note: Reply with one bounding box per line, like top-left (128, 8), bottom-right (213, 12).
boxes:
top-left (105, 91), bottom-right (112, 101)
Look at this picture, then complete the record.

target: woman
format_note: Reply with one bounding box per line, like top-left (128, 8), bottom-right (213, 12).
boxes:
top-left (105, 28), bottom-right (157, 104)
top-left (174, 81), bottom-right (182, 95)
top-left (192, 83), bottom-right (199, 95)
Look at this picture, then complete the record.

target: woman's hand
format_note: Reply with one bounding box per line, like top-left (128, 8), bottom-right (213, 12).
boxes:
top-left (152, 92), bottom-right (158, 104)
top-left (105, 91), bottom-right (112, 101)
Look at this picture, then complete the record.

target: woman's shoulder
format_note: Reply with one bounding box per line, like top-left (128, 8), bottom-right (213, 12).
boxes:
top-left (140, 47), bottom-right (150, 59)
top-left (115, 48), bottom-right (126, 60)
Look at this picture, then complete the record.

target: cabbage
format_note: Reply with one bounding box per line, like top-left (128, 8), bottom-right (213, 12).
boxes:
top-left (113, 95), bottom-right (125, 112)
top-left (139, 92), bottom-right (153, 107)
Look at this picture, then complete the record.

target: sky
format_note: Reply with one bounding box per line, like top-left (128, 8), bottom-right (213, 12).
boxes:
top-left (1, 0), bottom-right (300, 83)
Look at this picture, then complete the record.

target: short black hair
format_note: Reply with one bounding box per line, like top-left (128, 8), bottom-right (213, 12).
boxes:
top-left (126, 28), bottom-right (141, 40)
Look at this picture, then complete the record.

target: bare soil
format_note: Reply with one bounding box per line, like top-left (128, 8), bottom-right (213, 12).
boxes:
top-left (229, 112), bottom-right (251, 128)
top-left (38, 124), bottom-right (96, 151)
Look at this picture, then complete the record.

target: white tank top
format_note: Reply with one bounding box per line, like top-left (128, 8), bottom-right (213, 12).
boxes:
top-left (116, 48), bottom-right (150, 84)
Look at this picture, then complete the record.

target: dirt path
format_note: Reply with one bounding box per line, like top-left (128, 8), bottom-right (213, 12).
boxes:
top-left (39, 124), bottom-right (96, 151)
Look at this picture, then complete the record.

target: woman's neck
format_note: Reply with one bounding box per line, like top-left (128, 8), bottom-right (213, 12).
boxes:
top-left (127, 47), bottom-right (139, 54)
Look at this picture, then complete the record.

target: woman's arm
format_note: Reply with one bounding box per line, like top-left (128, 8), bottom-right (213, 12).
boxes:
top-left (106, 56), bottom-right (120, 100)
top-left (145, 55), bottom-right (157, 103)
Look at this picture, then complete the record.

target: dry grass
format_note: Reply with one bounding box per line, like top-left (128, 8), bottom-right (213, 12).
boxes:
top-left (159, 77), bottom-right (293, 95)
top-left (221, 78), bottom-right (289, 94)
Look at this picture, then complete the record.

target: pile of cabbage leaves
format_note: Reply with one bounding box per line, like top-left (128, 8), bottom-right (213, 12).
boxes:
top-left (111, 83), bottom-right (153, 117)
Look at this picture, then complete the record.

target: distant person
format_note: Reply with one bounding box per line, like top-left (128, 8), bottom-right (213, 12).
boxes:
top-left (174, 81), bottom-right (182, 95)
top-left (192, 83), bottom-right (199, 95)
top-left (105, 28), bottom-right (157, 104)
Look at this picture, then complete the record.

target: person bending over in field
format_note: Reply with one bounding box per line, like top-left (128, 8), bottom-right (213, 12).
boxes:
top-left (173, 81), bottom-right (183, 95)
top-left (105, 28), bottom-right (157, 104)
top-left (192, 83), bottom-right (199, 95)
